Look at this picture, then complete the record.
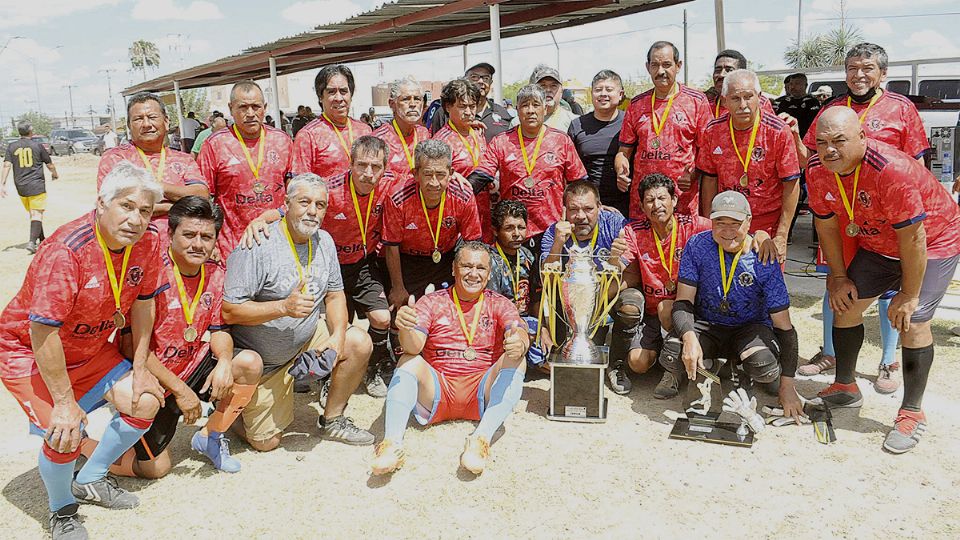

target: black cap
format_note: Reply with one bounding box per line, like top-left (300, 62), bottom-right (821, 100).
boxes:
top-left (465, 62), bottom-right (495, 76)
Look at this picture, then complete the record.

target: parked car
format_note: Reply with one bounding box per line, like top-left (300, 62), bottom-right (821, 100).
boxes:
top-left (0, 137), bottom-right (18, 157)
top-left (49, 128), bottom-right (98, 155)
top-left (31, 136), bottom-right (52, 154)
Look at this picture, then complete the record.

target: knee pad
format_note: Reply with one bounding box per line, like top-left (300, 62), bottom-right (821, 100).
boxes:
top-left (742, 348), bottom-right (781, 384)
top-left (658, 334), bottom-right (684, 375)
top-left (615, 289), bottom-right (644, 328)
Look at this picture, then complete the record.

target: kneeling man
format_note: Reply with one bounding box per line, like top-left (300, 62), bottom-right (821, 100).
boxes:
top-left (372, 241), bottom-right (529, 475)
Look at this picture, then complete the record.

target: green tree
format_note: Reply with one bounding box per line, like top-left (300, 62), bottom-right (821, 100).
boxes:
top-left (129, 40), bottom-right (161, 81)
top-left (784, 35), bottom-right (831, 69)
top-left (14, 111), bottom-right (54, 136)
top-left (501, 80), bottom-right (527, 102)
top-left (166, 88), bottom-right (210, 127)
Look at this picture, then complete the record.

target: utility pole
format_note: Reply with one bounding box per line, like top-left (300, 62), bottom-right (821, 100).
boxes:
top-left (549, 31), bottom-right (560, 73)
top-left (797, 0), bottom-right (803, 45)
top-left (683, 9), bottom-right (689, 84)
top-left (99, 68), bottom-right (116, 130)
top-left (63, 85), bottom-right (77, 127)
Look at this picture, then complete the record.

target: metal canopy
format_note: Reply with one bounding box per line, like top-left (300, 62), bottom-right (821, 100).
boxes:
top-left (122, 0), bottom-right (693, 96)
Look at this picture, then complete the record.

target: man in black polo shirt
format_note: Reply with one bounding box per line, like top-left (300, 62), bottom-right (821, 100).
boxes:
top-left (773, 73), bottom-right (820, 139)
top-left (1, 122), bottom-right (59, 254)
top-left (426, 62), bottom-right (512, 142)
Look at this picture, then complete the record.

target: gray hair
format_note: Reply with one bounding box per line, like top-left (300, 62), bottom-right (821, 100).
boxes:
top-left (721, 69), bottom-right (761, 96)
top-left (17, 122), bottom-right (31, 136)
top-left (389, 76), bottom-right (423, 100)
top-left (286, 173), bottom-right (327, 201)
top-left (98, 161), bottom-right (164, 204)
top-left (516, 84), bottom-right (546, 107)
top-left (413, 139), bottom-right (452, 169)
top-left (846, 42), bottom-right (888, 71)
top-left (454, 240), bottom-right (492, 266)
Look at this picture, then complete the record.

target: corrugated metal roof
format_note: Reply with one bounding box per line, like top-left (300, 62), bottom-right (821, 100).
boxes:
top-left (123, 0), bottom-right (692, 95)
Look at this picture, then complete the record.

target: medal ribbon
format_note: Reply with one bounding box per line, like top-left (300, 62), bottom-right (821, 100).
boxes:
top-left (280, 218), bottom-right (314, 290)
top-left (714, 98), bottom-right (721, 118)
top-left (323, 113), bottom-right (354, 160)
top-left (650, 83), bottom-right (679, 138)
top-left (718, 241), bottom-right (745, 301)
top-left (169, 249), bottom-right (205, 326)
top-left (728, 112), bottom-right (761, 180)
top-left (452, 288), bottom-right (484, 348)
top-left (834, 163), bottom-right (862, 224)
top-left (495, 242), bottom-right (521, 301)
top-left (94, 223), bottom-right (131, 314)
top-left (135, 145), bottom-right (166, 182)
top-left (349, 175), bottom-right (375, 248)
top-left (392, 119), bottom-right (418, 170)
top-left (448, 121), bottom-right (480, 167)
top-left (653, 216), bottom-right (678, 281)
top-left (518, 126), bottom-right (546, 176)
top-left (847, 89), bottom-right (882, 124)
top-left (232, 124), bottom-right (265, 179)
top-left (418, 189), bottom-right (446, 255)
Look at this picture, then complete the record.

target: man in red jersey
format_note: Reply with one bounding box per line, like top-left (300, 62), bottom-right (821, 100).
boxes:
top-left (615, 41), bottom-right (712, 219)
top-left (370, 241), bottom-right (528, 476)
top-left (468, 84), bottom-right (588, 258)
top-left (198, 81), bottom-right (292, 259)
top-left (292, 64), bottom-right (373, 179)
top-left (703, 50), bottom-right (775, 119)
top-left (698, 69), bottom-right (800, 264)
top-left (806, 107), bottom-right (960, 454)
top-left (373, 77), bottom-right (429, 187)
top-left (98, 92), bottom-right (208, 237)
top-left (383, 139), bottom-right (482, 310)
top-left (0, 162), bottom-right (167, 539)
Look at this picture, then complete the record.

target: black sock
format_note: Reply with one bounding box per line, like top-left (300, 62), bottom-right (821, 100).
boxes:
top-left (608, 318), bottom-right (636, 370)
top-left (832, 325), bottom-right (864, 385)
top-left (901, 345), bottom-right (934, 412)
top-left (367, 326), bottom-right (390, 370)
top-left (38, 223), bottom-right (45, 241)
top-left (29, 220), bottom-right (42, 244)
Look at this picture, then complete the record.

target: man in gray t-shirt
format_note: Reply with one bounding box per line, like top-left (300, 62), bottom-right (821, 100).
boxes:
top-left (223, 173), bottom-right (375, 450)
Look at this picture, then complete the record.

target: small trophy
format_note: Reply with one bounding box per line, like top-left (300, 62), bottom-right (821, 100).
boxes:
top-left (668, 358), bottom-right (756, 447)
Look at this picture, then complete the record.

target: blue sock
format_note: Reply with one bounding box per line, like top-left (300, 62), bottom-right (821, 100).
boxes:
top-left (878, 297), bottom-right (899, 366)
top-left (38, 450), bottom-right (76, 512)
top-left (384, 369), bottom-right (418, 443)
top-left (822, 292), bottom-right (836, 357)
top-left (75, 413), bottom-right (149, 485)
top-left (474, 368), bottom-right (523, 441)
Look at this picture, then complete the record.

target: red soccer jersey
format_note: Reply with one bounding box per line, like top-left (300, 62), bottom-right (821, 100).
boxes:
top-left (620, 85), bottom-right (713, 218)
top-left (382, 179), bottom-right (481, 257)
top-left (622, 214), bottom-right (711, 315)
top-left (152, 256), bottom-right (226, 380)
top-left (321, 171), bottom-right (390, 265)
top-left (696, 112), bottom-right (801, 234)
top-left (803, 91), bottom-right (929, 158)
top-left (373, 122), bottom-right (431, 185)
top-left (707, 93), bottom-right (775, 118)
top-left (0, 213), bottom-right (167, 379)
top-left (197, 126), bottom-right (292, 258)
top-left (473, 126), bottom-right (587, 237)
top-left (413, 289), bottom-right (524, 377)
top-left (433, 124), bottom-right (495, 242)
top-left (806, 139), bottom-right (960, 259)
top-left (291, 116), bottom-right (373, 179)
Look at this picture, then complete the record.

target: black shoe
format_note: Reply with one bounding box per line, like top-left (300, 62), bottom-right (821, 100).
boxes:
top-left (607, 365), bottom-right (632, 395)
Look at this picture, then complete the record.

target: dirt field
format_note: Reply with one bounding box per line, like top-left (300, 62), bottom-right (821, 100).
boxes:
top-left (1, 154), bottom-right (959, 539)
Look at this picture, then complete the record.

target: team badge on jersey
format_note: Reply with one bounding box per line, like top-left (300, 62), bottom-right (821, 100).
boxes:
top-left (738, 273), bottom-right (755, 287)
top-left (442, 216), bottom-right (456, 229)
top-left (867, 118), bottom-right (883, 131)
top-left (751, 147), bottom-right (765, 162)
top-left (267, 150), bottom-right (281, 164)
top-left (857, 190), bottom-right (872, 208)
top-left (126, 266), bottom-right (144, 286)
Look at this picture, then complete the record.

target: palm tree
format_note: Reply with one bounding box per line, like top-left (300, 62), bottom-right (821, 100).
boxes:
top-left (784, 35), bottom-right (831, 69)
top-left (129, 40), bottom-right (161, 81)
top-left (822, 26), bottom-right (864, 66)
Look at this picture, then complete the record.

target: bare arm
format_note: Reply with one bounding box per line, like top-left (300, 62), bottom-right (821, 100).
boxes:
top-left (45, 162), bottom-right (59, 179)
top-left (700, 174), bottom-right (718, 217)
top-left (614, 145), bottom-right (634, 193)
top-left (385, 245), bottom-right (409, 311)
top-left (222, 298), bottom-right (288, 326)
top-left (322, 290), bottom-right (349, 357)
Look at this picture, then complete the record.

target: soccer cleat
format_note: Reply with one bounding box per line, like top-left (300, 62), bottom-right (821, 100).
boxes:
top-left (370, 440), bottom-right (405, 475)
top-left (607, 365), bottom-right (632, 395)
top-left (49, 503), bottom-right (87, 540)
top-left (191, 431), bottom-right (241, 473)
top-left (811, 382), bottom-right (863, 408)
top-left (71, 476), bottom-right (139, 509)
top-left (365, 364), bottom-right (388, 398)
top-left (318, 415), bottom-right (375, 446)
top-left (460, 435), bottom-right (491, 475)
top-left (653, 371), bottom-right (680, 400)
top-left (883, 409), bottom-right (927, 454)
top-left (26, 241), bottom-right (38, 255)
top-left (874, 362), bottom-right (901, 394)
top-left (798, 350), bottom-right (836, 376)
top-left (318, 378), bottom-right (331, 408)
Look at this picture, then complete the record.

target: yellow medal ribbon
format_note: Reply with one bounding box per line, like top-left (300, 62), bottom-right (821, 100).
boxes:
top-left (728, 112), bottom-right (761, 181)
top-left (847, 89), bottom-right (882, 124)
top-left (570, 223), bottom-right (599, 253)
top-left (518, 126), bottom-right (546, 176)
top-left (348, 175), bottom-right (375, 248)
top-left (718, 241), bottom-right (745, 301)
top-left (418, 188), bottom-right (446, 256)
top-left (448, 121), bottom-right (481, 167)
top-left (714, 97), bottom-right (721, 118)
top-left (168, 249), bottom-right (205, 327)
top-left (495, 242), bottom-right (521, 301)
top-left (653, 216), bottom-right (678, 281)
top-left (135, 145), bottom-right (166, 183)
top-left (280, 217), bottom-right (314, 291)
top-left (392, 120), bottom-right (418, 171)
top-left (452, 287), bottom-right (484, 348)
top-left (323, 112), bottom-right (354, 161)
top-left (834, 163), bottom-right (862, 223)
top-left (94, 223), bottom-right (131, 315)
top-left (232, 124), bottom-right (265, 179)
top-left (650, 83), bottom-right (679, 138)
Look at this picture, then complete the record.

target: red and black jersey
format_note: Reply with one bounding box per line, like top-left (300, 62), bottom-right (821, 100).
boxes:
top-left (291, 116), bottom-right (373, 179)
top-left (321, 171), bottom-right (390, 265)
top-left (433, 124), bottom-right (495, 243)
top-left (707, 93), bottom-right (775, 119)
top-left (373, 122), bottom-right (431, 185)
top-left (381, 179), bottom-right (481, 256)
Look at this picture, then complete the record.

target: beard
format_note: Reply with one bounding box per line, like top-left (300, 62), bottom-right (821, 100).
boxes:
top-left (291, 216), bottom-right (319, 238)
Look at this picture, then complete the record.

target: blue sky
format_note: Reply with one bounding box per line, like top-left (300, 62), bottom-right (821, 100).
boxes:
top-left (1, 0), bottom-right (959, 125)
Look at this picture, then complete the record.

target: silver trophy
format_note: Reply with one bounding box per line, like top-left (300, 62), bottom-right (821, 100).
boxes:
top-left (558, 248), bottom-right (604, 365)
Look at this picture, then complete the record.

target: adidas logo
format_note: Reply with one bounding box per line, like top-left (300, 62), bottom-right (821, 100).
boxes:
top-left (84, 276), bottom-right (100, 289)
top-left (825, 193), bottom-right (836, 202)
top-left (333, 212), bottom-right (347, 220)
top-left (227, 157), bottom-right (242, 166)
top-left (713, 146), bottom-right (722, 155)
top-left (168, 299), bottom-right (181, 309)
top-left (391, 154), bottom-right (402, 162)
top-left (505, 154), bottom-right (517, 162)
top-left (405, 223), bottom-right (418, 230)
top-left (437, 316), bottom-right (451, 325)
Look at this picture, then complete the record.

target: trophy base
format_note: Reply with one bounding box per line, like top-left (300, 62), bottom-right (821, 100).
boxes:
top-left (669, 417), bottom-right (755, 447)
top-left (547, 347), bottom-right (608, 423)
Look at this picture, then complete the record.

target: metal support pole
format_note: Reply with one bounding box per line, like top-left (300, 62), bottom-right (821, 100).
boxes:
top-left (489, 3), bottom-right (503, 104)
top-left (268, 57), bottom-right (281, 128)
top-left (100, 69), bottom-right (116, 130)
top-left (714, 0), bottom-right (726, 52)
top-left (32, 64), bottom-right (42, 114)
top-left (683, 9), bottom-right (688, 84)
top-left (911, 63), bottom-right (919, 94)
top-left (549, 31), bottom-right (560, 74)
top-left (797, 0), bottom-right (803, 45)
top-left (462, 44), bottom-right (468, 72)
top-left (173, 80), bottom-right (186, 146)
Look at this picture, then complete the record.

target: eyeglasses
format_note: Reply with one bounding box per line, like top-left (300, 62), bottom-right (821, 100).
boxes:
top-left (468, 74), bottom-right (493, 83)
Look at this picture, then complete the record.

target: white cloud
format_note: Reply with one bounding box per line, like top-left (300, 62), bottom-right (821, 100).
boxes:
top-left (280, 1), bottom-right (365, 27)
top-left (861, 19), bottom-right (893, 37)
top-left (812, 0), bottom-right (952, 10)
top-left (0, 38), bottom-right (63, 65)
top-left (0, 0), bottom-right (120, 28)
top-left (904, 29), bottom-right (960, 58)
top-left (131, 0), bottom-right (223, 21)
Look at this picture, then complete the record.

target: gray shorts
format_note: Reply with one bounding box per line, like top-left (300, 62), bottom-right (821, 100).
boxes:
top-left (848, 249), bottom-right (959, 323)
top-left (627, 314), bottom-right (663, 352)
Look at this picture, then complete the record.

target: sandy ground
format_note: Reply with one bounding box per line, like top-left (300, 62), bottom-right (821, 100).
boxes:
top-left (0, 154), bottom-right (959, 539)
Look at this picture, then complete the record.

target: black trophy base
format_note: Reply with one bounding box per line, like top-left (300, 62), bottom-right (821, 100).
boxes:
top-left (547, 361), bottom-right (608, 423)
top-left (669, 417), bottom-right (755, 447)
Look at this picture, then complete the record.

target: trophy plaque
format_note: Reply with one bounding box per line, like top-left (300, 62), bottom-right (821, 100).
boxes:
top-left (668, 358), bottom-right (755, 447)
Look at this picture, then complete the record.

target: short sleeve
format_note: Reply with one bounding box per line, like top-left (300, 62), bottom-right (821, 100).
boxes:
top-left (563, 137), bottom-right (588, 181)
top-left (775, 127), bottom-right (801, 181)
top-left (879, 162), bottom-right (927, 228)
top-left (181, 158), bottom-right (208, 189)
top-left (473, 137), bottom-right (501, 179)
top-left (494, 294), bottom-right (524, 330)
top-left (381, 196), bottom-right (402, 245)
top-left (28, 247), bottom-right (81, 327)
top-left (208, 289), bottom-right (226, 330)
top-left (804, 168), bottom-right (834, 219)
top-left (459, 196), bottom-right (482, 241)
top-left (413, 295), bottom-right (435, 335)
top-left (191, 134), bottom-right (205, 154)
top-left (135, 235), bottom-right (169, 300)
top-left (38, 144), bottom-right (52, 164)
top-left (322, 235), bottom-right (344, 292)
top-left (96, 152), bottom-right (122, 186)
top-left (900, 103), bottom-right (930, 159)
top-left (223, 242), bottom-right (264, 304)
top-left (695, 129), bottom-right (717, 176)
top-left (618, 105), bottom-right (638, 147)
top-left (290, 130), bottom-right (314, 176)
top-left (677, 234), bottom-right (703, 286)
top-left (802, 106), bottom-right (824, 151)
top-left (759, 263), bottom-right (790, 314)
top-left (3, 145), bottom-right (12, 163)
top-left (692, 99), bottom-right (713, 148)
top-left (540, 224), bottom-right (557, 259)
top-left (621, 225), bottom-right (639, 266)
top-left (196, 141), bottom-right (219, 194)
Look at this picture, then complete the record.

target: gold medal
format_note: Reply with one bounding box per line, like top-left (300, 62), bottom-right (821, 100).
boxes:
top-left (650, 84), bottom-right (678, 150)
top-left (453, 288), bottom-right (484, 363)
top-left (233, 124), bottom-right (266, 179)
top-left (463, 347), bottom-right (477, 361)
top-left (253, 181), bottom-right (265, 194)
top-left (665, 279), bottom-right (676, 293)
top-left (730, 112), bottom-right (761, 191)
top-left (651, 137), bottom-right (661, 149)
top-left (719, 299), bottom-right (731, 313)
top-left (432, 250), bottom-right (442, 264)
top-left (845, 223), bottom-right (860, 237)
top-left (184, 326), bottom-right (198, 342)
top-left (834, 164), bottom-right (862, 239)
top-left (718, 241), bottom-right (745, 318)
top-left (739, 174), bottom-right (749, 188)
top-left (113, 310), bottom-right (126, 329)
top-left (419, 188), bottom-right (446, 266)
top-left (95, 223), bottom-right (131, 334)
top-left (523, 177), bottom-right (535, 188)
